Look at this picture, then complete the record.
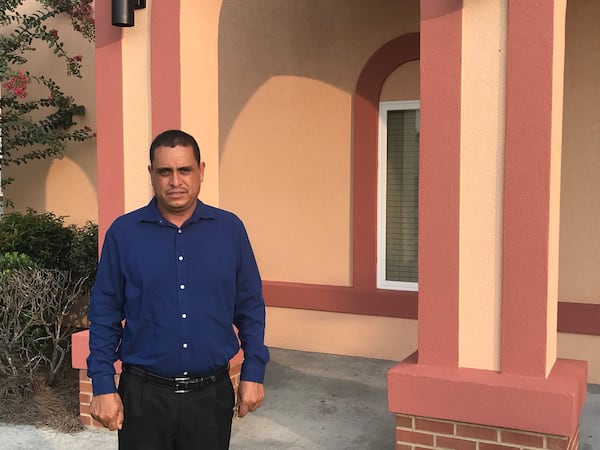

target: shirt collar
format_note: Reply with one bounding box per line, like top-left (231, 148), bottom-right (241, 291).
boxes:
top-left (139, 197), bottom-right (215, 224)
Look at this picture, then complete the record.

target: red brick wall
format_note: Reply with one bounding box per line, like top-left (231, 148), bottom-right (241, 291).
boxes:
top-left (395, 415), bottom-right (578, 450)
top-left (78, 370), bottom-right (113, 427)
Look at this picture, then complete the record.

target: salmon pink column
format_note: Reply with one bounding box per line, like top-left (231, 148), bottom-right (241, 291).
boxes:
top-left (388, 1), bottom-right (587, 448)
top-left (415, 0), bottom-right (462, 369)
top-left (501, 0), bottom-right (563, 378)
top-left (95, 1), bottom-right (125, 241)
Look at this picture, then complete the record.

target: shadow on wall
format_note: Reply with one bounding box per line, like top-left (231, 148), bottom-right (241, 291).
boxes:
top-left (217, 0), bottom-right (420, 152)
top-left (5, 150), bottom-right (97, 225)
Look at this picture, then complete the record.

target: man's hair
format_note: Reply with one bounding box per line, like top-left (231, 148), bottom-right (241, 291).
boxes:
top-left (149, 130), bottom-right (201, 164)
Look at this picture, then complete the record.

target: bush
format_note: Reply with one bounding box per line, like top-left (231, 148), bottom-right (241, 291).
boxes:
top-left (0, 209), bottom-right (75, 271)
top-left (0, 209), bottom-right (98, 287)
top-left (0, 251), bottom-right (38, 276)
top-left (0, 210), bottom-right (98, 395)
top-left (0, 268), bottom-right (86, 394)
top-left (68, 221), bottom-right (98, 292)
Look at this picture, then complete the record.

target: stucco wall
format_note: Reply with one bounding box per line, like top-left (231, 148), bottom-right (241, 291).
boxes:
top-left (557, 0), bottom-right (600, 382)
top-left (3, 2), bottom-right (97, 226)
top-left (559, 0), bottom-right (600, 304)
top-left (217, 0), bottom-right (419, 286)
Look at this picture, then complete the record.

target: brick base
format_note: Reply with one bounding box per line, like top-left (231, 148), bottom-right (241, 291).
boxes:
top-left (79, 360), bottom-right (243, 428)
top-left (395, 415), bottom-right (579, 450)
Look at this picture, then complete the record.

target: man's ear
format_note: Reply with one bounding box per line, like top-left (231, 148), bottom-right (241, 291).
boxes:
top-left (147, 164), bottom-right (152, 175)
top-left (199, 161), bottom-right (206, 182)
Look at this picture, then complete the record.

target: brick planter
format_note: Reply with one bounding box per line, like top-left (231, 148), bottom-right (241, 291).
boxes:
top-left (395, 414), bottom-right (578, 450)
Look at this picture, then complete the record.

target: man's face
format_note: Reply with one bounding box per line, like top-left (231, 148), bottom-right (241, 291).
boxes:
top-left (149, 145), bottom-right (205, 221)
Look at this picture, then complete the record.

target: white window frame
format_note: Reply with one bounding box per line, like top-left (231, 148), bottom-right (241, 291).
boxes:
top-left (377, 100), bottom-right (420, 291)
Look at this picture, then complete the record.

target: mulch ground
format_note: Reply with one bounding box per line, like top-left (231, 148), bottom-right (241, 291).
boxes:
top-left (0, 366), bottom-right (84, 433)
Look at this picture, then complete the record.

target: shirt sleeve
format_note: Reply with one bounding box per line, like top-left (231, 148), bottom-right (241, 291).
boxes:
top-left (86, 228), bottom-right (126, 395)
top-left (233, 222), bottom-right (270, 383)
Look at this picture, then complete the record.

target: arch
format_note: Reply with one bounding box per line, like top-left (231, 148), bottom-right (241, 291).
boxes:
top-left (352, 33), bottom-right (420, 290)
top-left (262, 34), bottom-right (420, 318)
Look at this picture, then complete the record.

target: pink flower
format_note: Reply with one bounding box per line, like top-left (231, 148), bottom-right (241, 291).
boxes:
top-left (13, 87), bottom-right (26, 98)
top-left (2, 71), bottom-right (30, 98)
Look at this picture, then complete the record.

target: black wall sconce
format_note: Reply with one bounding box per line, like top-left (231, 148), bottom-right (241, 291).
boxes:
top-left (112, 0), bottom-right (146, 27)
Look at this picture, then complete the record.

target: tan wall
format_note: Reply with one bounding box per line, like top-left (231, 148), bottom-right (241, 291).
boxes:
top-left (265, 61), bottom-right (420, 362)
top-left (218, 0), bottom-right (419, 286)
top-left (557, 0), bottom-right (600, 383)
top-left (559, 0), bottom-right (600, 304)
top-left (458, 0), bottom-right (507, 372)
top-left (380, 61), bottom-right (420, 101)
top-left (3, 3), bottom-right (97, 226)
top-left (180, 0), bottom-right (223, 207)
top-left (213, 1), bottom-right (420, 361)
top-left (121, 7), bottom-right (153, 212)
top-left (266, 307), bottom-right (418, 362)
top-left (559, 332), bottom-right (600, 383)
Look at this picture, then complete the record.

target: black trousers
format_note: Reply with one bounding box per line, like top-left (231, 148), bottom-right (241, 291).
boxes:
top-left (117, 370), bottom-right (235, 450)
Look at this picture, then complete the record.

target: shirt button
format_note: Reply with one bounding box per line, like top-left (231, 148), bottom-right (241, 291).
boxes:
top-left (178, 229), bottom-right (182, 234)
top-left (182, 343), bottom-right (188, 349)
top-left (178, 255), bottom-right (184, 261)
top-left (183, 371), bottom-right (188, 376)
top-left (181, 313), bottom-right (187, 319)
top-left (180, 284), bottom-right (185, 290)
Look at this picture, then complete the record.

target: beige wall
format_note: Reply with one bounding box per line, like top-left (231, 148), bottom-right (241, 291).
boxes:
top-left (180, 0), bottom-right (224, 207)
top-left (121, 6), bottom-right (153, 212)
top-left (214, 1), bottom-right (421, 361)
top-left (266, 307), bottom-right (418, 362)
top-left (4, 3), bottom-right (97, 226)
top-left (380, 61), bottom-right (420, 102)
top-left (559, 0), bottom-right (600, 304)
top-left (557, 0), bottom-right (600, 382)
top-left (458, 0), bottom-right (507, 372)
top-left (218, 0), bottom-right (419, 286)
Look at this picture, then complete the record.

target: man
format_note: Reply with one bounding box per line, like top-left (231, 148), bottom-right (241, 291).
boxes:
top-left (87, 130), bottom-right (269, 450)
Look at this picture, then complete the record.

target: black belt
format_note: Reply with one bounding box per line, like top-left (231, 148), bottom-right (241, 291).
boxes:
top-left (123, 363), bottom-right (230, 394)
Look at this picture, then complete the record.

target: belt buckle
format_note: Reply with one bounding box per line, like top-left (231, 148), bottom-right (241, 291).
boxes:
top-left (174, 377), bottom-right (193, 394)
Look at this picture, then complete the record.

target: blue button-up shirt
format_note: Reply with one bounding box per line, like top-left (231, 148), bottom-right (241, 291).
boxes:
top-left (87, 198), bottom-right (269, 395)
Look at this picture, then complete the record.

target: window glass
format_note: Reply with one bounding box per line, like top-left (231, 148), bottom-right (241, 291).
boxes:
top-left (378, 101), bottom-right (419, 290)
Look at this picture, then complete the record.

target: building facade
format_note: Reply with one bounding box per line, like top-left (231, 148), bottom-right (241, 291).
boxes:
top-left (68, 0), bottom-right (600, 447)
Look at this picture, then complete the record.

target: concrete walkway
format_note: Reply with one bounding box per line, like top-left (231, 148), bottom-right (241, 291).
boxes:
top-left (0, 348), bottom-right (598, 449)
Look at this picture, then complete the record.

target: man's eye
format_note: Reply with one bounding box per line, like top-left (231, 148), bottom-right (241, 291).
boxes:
top-left (159, 169), bottom-right (170, 176)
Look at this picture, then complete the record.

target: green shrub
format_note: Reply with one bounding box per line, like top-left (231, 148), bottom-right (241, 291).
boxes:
top-left (68, 221), bottom-right (98, 292)
top-left (0, 251), bottom-right (38, 277)
top-left (0, 210), bottom-right (97, 394)
top-left (0, 209), bottom-right (75, 271)
top-left (0, 209), bottom-right (98, 289)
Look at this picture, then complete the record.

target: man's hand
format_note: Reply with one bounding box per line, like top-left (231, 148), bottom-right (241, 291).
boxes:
top-left (237, 381), bottom-right (264, 418)
top-left (90, 392), bottom-right (124, 431)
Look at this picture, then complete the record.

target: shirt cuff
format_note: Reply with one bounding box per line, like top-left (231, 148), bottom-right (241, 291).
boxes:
top-left (91, 374), bottom-right (118, 396)
top-left (240, 361), bottom-right (266, 384)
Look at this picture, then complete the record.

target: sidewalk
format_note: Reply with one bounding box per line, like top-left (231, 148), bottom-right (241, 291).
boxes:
top-left (0, 348), bottom-right (598, 449)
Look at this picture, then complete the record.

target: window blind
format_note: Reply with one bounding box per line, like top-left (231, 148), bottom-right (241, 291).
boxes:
top-left (385, 110), bottom-right (419, 282)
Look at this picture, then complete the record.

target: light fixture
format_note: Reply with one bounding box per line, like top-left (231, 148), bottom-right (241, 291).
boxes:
top-left (112, 0), bottom-right (146, 27)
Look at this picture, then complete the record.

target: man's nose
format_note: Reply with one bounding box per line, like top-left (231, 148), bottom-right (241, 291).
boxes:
top-left (170, 172), bottom-right (182, 186)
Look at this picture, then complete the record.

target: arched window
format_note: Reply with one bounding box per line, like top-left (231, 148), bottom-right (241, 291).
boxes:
top-left (352, 33), bottom-right (420, 292)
